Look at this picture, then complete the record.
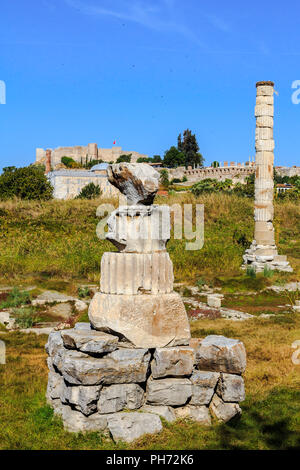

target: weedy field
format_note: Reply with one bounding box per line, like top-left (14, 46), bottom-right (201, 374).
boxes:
top-left (0, 193), bottom-right (299, 285)
top-left (0, 193), bottom-right (299, 450)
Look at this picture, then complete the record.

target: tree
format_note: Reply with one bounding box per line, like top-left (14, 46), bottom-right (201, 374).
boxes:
top-left (0, 165), bottom-right (53, 200)
top-left (211, 161), bottom-right (220, 168)
top-left (159, 169), bottom-right (170, 188)
top-left (152, 155), bottom-right (162, 163)
top-left (116, 154), bottom-right (132, 163)
top-left (137, 157), bottom-right (151, 163)
top-left (76, 183), bottom-right (102, 199)
top-left (178, 129), bottom-right (204, 168)
top-left (163, 146), bottom-right (185, 168)
top-left (61, 156), bottom-right (81, 169)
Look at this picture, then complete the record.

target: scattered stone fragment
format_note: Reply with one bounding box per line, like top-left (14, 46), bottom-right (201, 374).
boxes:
top-left (74, 300), bottom-right (88, 312)
top-left (151, 347), bottom-right (194, 378)
top-left (207, 296), bottom-right (221, 308)
top-left (140, 405), bottom-right (176, 423)
top-left (98, 384), bottom-right (144, 414)
top-left (32, 291), bottom-right (76, 306)
top-left (146, 378), bottom-right (192, 406)
top-left (20, 327), bottom-right (55, 335)
top-left (61, 348), bottom-right (151, 385)
top-left (209, 394), bottom-right (242, 422)
top-left (195, 335), bottom-right (246, 374)
top-left (190, 370), bottom-right (220, 405)
top-left (216, 373), bottom-right (245, 403)
top-left (107, 412), bottom-right (162, 443)
top-left (48, 303), bottom-right (72, 319)
top-left (61, 381), bottom-right (101, 416)
top-left (61, 329), bottom-right (119, 354)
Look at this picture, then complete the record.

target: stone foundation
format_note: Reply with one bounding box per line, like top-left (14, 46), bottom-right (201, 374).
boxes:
top-left (46, 325), bottom-right (247, 442)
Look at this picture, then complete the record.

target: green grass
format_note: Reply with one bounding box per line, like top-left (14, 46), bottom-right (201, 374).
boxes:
top-left (0, 287), bottom-right (30, 308)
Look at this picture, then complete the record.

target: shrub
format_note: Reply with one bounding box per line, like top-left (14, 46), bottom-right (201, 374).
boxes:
top-left (13, 307), bottom-right (39, 328)
top-left (159, 169), bottom-right (170, 188)
top-left (78, 286), bottom-right (90, 298)
top-left (116, 154), bottom-right (132, 163)
top-left (246, 266), bottom-right (256, 278)
top-left (0, 288), bottom-right (30, 308)
top-left (76, 183), bottom-right (102, 200)
top-left (0, 166), bottom-right (53, 200)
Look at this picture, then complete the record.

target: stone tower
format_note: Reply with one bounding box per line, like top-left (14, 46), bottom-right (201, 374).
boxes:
top-left (243, 81), bottom-right (292, 272)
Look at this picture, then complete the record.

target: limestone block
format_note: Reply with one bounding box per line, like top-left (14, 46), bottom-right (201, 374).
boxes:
top-left (255, 151), bottom-right (274, 165)
top-left (207, 296), bottom-right (221, 308)
top-left (209, 394), bottom-right (241, 422)
top-left (61, 381), bottom-right (101, 416)
top-left (177, 406), bottom-right (212, 426)
top-left (255, 127), bottom-right (273, 140)
top-left (61, 329), bottom-right (119, 354)
top-left (60, 348), bottom-right (151, 385)
top-left (74, 300), bottom-right (88, 312)
top-left (98, 384), bottom-right (144, 414)
top-left (216, 373), bottom-right (245, 402)
top-left (61, 406), bottom-right (109, 433)
top-left (45, 331), bottom-right (64, 356)
top-left (146, 378), bottom-right (192, 406)
top-left (107, 163), bottom-right (160, 205)
top-left (256, 116), bottom-right (273, 128)
top-left (255, 104), bottom-right (274, 117)
top-left (256, 165), bottom-right (275, 180)
top-left (256, 85), bottom-right (274, 96)
top-left (33, 291), bottom-right (76, 306)
top-left (107, 412), bottom-right (162, 443)
top-left (89, 292), bottom-right (191, 349)
top-left (100, 252), bottom-right (173, 295)
top-left (46, 371), bottom-right (63, 400)
top-left (151, 347), bottom-right (195, 378)
top-left (256, 95), bottom-right (273, 105)
top-left (106, 205), bottom-right (170, 253)
top-left (255, 140), bottom-right (275, 152)
top-left (47, 357), bottom-right (56, 372)
top-left (190, 370), bottom-right (220, 405)
top-left (140, 405), bottom-right (176, 422)
top-left (254, 230), bottom-right (275, 246)
top-left (195, 335), bottom-right (246, 374)
top-left (254, 207), bottom-right (274, 223)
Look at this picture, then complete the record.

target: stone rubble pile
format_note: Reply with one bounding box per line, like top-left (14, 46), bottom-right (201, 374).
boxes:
top-left (243, 81), bottom-right (292, 273)
top-left (46, 162), bottom-right (247, 442)
top-left (46, 327), bottom-right (246, 442)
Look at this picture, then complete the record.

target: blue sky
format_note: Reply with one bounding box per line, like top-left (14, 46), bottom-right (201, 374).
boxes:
top-left (1, 0), bottom-right (300, 171)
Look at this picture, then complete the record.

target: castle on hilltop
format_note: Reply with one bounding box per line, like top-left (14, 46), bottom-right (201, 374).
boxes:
top-left (36, 143), bottom-right (148, 168)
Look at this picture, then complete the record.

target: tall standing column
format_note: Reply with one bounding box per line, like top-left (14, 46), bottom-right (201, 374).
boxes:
top-left (243, 81), bottom-right (292, 272)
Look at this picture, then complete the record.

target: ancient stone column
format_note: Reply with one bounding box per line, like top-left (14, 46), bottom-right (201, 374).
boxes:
top-left (88, 162), bottom-right (191, 348)
top-left (45, 149), bottom-right (52, 174)
top-left (243, 81), bottom-right (292, 272)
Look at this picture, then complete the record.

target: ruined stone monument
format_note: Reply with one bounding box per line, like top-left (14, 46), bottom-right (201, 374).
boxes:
top-left (243, 81), bottom-right (293, 272)
top-left (46, 162), bottom-right (247, 442)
